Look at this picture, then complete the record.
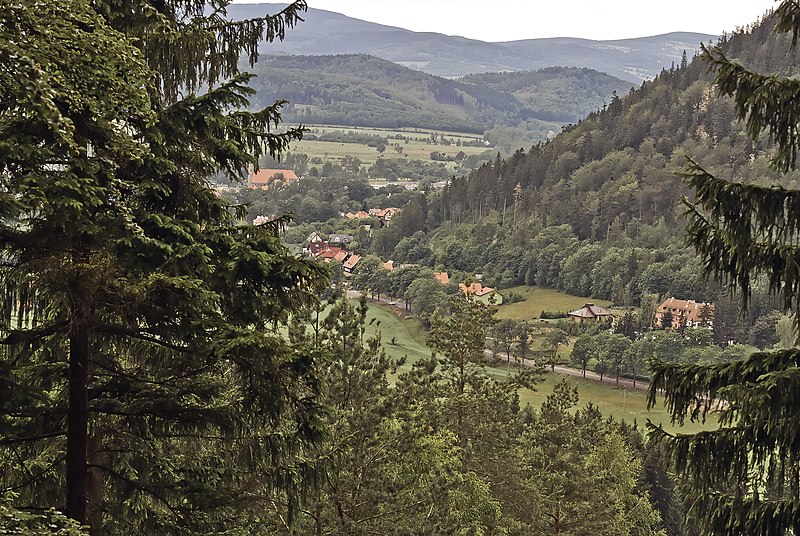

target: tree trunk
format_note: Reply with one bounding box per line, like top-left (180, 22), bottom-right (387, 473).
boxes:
top-left (66, 328), bottom-right (89, 525)
top-left (87, 430), bottom-right (104, 535)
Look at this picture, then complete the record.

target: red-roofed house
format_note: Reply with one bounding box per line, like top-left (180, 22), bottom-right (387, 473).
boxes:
top-left (317, 246), bottom-right (344, 260)
top-left (434, 272), bottom-right (450, 285)
top-left (568, 303), bottom-right (613, 324)
top-left (345, 211), bottom-right (370, 220)
top-left (333, 250), bottom-right (348, 263)
top-left (307, 242), bottom-right (329, 257)
top-left (248, 169), bottom-right (299, 188)
top-left (382, 260), bottom-right (394, 271)
top-left (459, 282), bottom-right (503, 304)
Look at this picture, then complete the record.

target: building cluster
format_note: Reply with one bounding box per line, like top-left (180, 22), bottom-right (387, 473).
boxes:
top-left (344, 207), bottom-right (401, 226)
top-left (567, 297), bottom-right (716, 330)
top-left (433, 272), bottom-right (503, 304)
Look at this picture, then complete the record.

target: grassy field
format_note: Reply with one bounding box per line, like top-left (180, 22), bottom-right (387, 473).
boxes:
top-left (361, 302), bottom-right (431, 370)
top-left (361, 301), bottom-right (709, 435)
top-left (496, 285), bottom-right (613, 321)
top-left (290, 124), bottom-right (491, 169)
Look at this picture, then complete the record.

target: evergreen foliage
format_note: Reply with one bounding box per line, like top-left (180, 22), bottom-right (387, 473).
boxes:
top-left (648, 2), bottom-right (800, 534)
top-left (0, 0), bottom-right (329, 533)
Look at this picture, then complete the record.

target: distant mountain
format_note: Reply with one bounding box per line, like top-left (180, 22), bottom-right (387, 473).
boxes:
top-left (226, 4), bottom-right (716, 81)
top-left (246, 55), bottom-right (634, 133)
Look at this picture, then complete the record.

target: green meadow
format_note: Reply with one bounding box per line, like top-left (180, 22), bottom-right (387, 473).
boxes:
top-left (362, 301), bottom-right (710, 435)
top-left (496, 285), bottom-right (613, 321)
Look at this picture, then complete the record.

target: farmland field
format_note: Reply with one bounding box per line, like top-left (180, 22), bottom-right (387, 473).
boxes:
top-left (289, 124), bottom-right (493, 170)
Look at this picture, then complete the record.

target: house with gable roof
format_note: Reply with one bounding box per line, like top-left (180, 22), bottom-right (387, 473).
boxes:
top-left (459, 282), bottom-right (503, 305)
top-left (568, 303), bottom-right (613, 324)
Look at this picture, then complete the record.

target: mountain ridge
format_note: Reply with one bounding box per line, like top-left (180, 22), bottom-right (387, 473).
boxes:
top-left (226, 3), bottom-right (715, 80)
top-left (246, 54), bottom-right (634, 134)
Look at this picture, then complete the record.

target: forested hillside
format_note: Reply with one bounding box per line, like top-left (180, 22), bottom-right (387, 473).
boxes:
top-left (460, 67), bottom-right (637, 123)
top-left (248, 54), bottom-right (633, 133)
top-left (359, 16), bottom-right (800, 344)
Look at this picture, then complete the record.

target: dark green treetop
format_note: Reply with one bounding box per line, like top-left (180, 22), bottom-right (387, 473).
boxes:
top-left (649, 2), bottom-right (800, 534)
top-left (0, 0), bottom-right (328, 533)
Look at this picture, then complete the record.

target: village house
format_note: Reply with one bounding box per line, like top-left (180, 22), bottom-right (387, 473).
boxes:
top-left (317, 246), bottom-right (344, 261)
top-left (382, 260), bottom-right (395, 271)
top-left (343, 254), bottom-right (361, 274)
top-left (306, 241), bottom-right (329, 257)
top-left (654, 297), bottom-right (715, 329)
top-left (434, 272), bottom-right (450, 285)
top-left (328, 234), bottom-right (353, 245)
top-left (344, 211), bottom-right (370, 220)
top-left (306, 232), bottom-right (325, 244)
top-left (459, 282), bottom-right (503, 304)
top-left (568, 303), bottom-right (613, 324)
top-left (247, 168), bottom-right (299, 188)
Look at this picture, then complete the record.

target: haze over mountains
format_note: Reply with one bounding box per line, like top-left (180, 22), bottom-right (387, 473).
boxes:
top-left (227, 3), bottom-right (716, 81)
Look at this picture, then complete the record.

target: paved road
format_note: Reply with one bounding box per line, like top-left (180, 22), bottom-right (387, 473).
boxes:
top-left (351, 290), bottom-right (651, 391)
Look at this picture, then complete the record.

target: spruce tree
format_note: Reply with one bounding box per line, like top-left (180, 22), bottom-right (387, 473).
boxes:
top-left (648, 2), bottom-right (800, 533)
top-left (0, 0), bottom-right (327, 533)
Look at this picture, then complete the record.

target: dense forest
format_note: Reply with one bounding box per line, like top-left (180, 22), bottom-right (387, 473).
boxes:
top-left (248, 54), bottom-right (632, 134)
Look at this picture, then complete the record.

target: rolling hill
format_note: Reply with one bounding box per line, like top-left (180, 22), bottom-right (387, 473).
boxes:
top-left (247, 54), bottom-right (634, 133)
top-left (226, 3), bottom-right (715, 81)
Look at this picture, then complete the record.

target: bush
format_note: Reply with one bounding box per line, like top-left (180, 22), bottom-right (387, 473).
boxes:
top-left (539, 310), bottom-right (569, 319)
top-left (503, 291), bottom-right (525, 304)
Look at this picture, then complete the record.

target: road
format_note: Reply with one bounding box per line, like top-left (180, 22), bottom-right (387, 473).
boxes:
top-left (350, 289), bottom-right (651, 391)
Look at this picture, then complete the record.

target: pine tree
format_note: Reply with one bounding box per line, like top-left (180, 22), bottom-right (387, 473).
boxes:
top-left (648, 2), bottom-right (800, 534)
top-left (0, 0), bottom-right (328, 533)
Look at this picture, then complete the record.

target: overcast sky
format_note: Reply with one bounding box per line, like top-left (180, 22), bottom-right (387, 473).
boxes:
top-left (233, 0), bottom-right (777, 42)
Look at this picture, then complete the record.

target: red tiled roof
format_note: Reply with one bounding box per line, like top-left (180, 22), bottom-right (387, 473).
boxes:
top-left (434, 272), bottom-right (450, 285)
top-left (459, 282), bottom-right (495, 297)
top-left (318, 246), bottom-right (343, 260)
top-left (656, 297), bottom-right (715, 324)
top-left (308, 242), bottom-right (329, 256)
top-left (248, 169), bottom-right (298, 186)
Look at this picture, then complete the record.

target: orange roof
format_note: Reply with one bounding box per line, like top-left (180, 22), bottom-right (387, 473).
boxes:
top-left (383, 260), bottom-right (394, 271)
top-left (434, 272), bottom-right (450, 285)
top-left (334, 250), bottom-right (348, 263)
top-left (248, 169), bottom-right (298, 186)
top-left (343, 254), bottom-right (361, 270)
top-left (459, 282), bottom-right (495, 297)
top-left (345, 211), bottom-right (370, 220)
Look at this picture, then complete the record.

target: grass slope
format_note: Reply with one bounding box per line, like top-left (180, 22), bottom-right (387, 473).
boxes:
top-left (362, 301), bottom-right (707, 434)
top-left (496, 285), bottom-right (612, 321)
